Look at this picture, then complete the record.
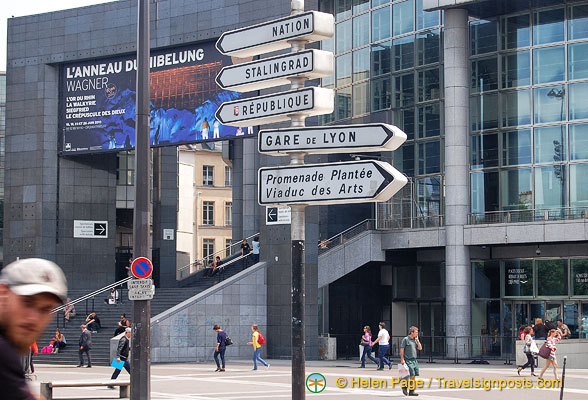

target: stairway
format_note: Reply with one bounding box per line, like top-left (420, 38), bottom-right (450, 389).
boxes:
top-left (35, 265), bottom-right (246, 366)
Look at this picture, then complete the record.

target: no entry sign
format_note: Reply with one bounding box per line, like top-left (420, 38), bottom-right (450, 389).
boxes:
top-left (131, 257), bottom-right (153, 279)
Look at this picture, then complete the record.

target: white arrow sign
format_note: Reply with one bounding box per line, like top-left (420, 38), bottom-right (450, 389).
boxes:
top-left (215, 87), bottom-right (333, 127)
top-left (216, 49), bottom-right (333, 92)
top-left (259, 123), bottom-right (407, 155)
top-left (216, 11), bottom-right (334, 58)
top-left (258, 160), bottom-right (408, 206)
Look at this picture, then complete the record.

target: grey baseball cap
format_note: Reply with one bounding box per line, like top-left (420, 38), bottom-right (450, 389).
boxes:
top-left (0, 258), bottom-right (68, 303)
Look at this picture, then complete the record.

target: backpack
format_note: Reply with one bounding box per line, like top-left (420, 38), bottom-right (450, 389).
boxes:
top-left (257, 332), bottom-right (266, 345)
top-left (224, 335), bottom-right (233, 346)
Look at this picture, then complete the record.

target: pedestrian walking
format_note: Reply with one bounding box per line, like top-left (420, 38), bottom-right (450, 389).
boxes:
top-left (248, 324), bottom-right (269, 370)
top-left (517, 326), bottom-right (538, 376)
top-left (359, 326), bottom-right (379, 368)
top-left (0, 258), bottom-right (67, 400)
top-left (372, 322), bottom-right (392, 370)
top-left (400, 326), bottom-right (423, 396)
top-left (252, 236), bottom-right (260, 264)
top-left (538, 329), bottom-right (562, 381)
top-left (78, 324), bottom-right (92, 368)
top-left (213, 324), bottom-right (227, 372)
top-left (108, 328), bottom-right (131, 388)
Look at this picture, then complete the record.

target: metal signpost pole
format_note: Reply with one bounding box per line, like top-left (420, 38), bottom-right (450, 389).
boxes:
top-left (289, 2), bottom-right (306, 398)
top-left (132, 0), bottom-right (151, 399)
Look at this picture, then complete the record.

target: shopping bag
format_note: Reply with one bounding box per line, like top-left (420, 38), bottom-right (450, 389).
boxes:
top-left (398, 363), bottom-right (410, 380)
top-left (111, 357), bottom-right (124, 370)
top-left (529, 341), bottom-right (539, 356)
top-left (359, 345), bottom-right (364, 361)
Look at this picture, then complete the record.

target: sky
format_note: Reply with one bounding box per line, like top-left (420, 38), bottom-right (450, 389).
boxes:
top-left (0, 0), bottom-right (118, 70)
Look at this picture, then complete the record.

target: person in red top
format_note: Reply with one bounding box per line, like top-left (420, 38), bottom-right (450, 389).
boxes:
top-left (538, 329), bottom-right (562, 381)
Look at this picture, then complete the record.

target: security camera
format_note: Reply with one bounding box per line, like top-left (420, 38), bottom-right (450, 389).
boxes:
top-left (536, 247), bottom-right (541, 256)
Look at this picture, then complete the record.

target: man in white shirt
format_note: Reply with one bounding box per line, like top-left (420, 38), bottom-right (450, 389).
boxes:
top-left (371, 321), bottom-right (392, 370)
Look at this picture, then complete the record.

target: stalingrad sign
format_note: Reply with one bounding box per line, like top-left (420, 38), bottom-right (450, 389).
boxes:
top-left (216, 49), bottom-right (333, 92)
top-left (215, 87), bottom-right (333, 127)
top-left (259, 160), bottom-right (407, 206)
top-left (259, 123), bottom-right (407, 155)
top-left (216, 11), bottom-right (334, 58)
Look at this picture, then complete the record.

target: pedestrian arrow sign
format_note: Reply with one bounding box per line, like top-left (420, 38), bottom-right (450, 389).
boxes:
top-left (215, 87), bottom-right (333, 127)
top-left (216, 11), bottom-right (334, 58)
top-left (258, 160), bottom-right (408, 206)
top-left (216, 49), bottom-right (333, 93)
top-left (259, 123), bottom-right (407, 155)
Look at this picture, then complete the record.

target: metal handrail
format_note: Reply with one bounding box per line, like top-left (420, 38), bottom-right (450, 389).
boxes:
top-left (177, 232), bottom-right (260, 279)
top-left (319, 219), bottom-right (374, 246)
top-left (51, 276), bottom-right (133, 314)
top-left (469, 206), bottom-right (588, 225)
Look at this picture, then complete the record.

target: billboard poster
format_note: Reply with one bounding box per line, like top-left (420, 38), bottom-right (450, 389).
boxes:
top-left (59, 41), bottom-right (255, 154)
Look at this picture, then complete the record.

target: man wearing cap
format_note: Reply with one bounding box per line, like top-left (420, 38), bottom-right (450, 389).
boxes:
top-left (108, 327), bottom-right (131, 389)
top-left (0, 258), bottom-right (67, 400)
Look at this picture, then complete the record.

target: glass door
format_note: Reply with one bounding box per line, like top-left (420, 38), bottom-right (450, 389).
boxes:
top-left (582, 302), bottom-right (588, 339)
top-left (514, 302), bottom-right (529, 334)
top-left (530, 302), bottom-right (545, 325)
top-left (564, 302), bottom-right (579, 338)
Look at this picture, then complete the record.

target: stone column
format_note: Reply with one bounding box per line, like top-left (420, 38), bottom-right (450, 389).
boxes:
top-left (443, 8), bottom-right (471, 359)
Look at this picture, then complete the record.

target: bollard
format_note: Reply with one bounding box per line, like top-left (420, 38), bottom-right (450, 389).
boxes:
top-left (559, 356), bottom-right (567, 400)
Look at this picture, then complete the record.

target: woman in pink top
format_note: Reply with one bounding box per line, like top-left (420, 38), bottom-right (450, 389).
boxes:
top-left (360, 326), bottom-right (379, 368)
top-left (538, 329), bottom-right (562, 380)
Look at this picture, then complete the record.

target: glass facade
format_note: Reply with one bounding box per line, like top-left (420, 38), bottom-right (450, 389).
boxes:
top-left (321, 0), bottom-right (443, 222)
top-left (471, 1), bottom-right (588, 219)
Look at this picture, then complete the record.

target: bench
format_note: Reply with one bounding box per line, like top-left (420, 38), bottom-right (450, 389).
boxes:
top-left (40, 380), bottom-right (130, 399)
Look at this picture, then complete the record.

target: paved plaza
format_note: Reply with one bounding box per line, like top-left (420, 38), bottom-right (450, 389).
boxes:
top-left (29, 360), bottom-right (587, 399)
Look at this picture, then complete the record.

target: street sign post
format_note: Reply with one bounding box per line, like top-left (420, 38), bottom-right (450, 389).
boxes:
top-left (216, 11), bottom-right (334, 58)
top-left (259, 160), bottom-right (408, 206)
top-left (215, 87), bottom-right (333, 127)
top-left (258, 123), bottom-right (407, 155)
top-left (216, 49), bottom-right (333, 92)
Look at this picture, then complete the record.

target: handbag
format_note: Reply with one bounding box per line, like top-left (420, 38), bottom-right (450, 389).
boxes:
top-left (224, 336), bottom-right (233, 346)
top-left (360, 339), bottom-right (371, 347)
top-left (522, 344), bottom-right (530, 354)
top-left (538, 342), bottom-right (551, 359)
top-left (529, 341), bottom-right (539, 355)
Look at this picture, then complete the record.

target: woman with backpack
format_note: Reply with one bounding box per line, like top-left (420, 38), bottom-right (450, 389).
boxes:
top-left (248, 324), bottom-right (269, 370)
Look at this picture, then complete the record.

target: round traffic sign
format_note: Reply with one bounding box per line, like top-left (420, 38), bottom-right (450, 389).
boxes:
top-left (131, 257), bottom-right (153, 279)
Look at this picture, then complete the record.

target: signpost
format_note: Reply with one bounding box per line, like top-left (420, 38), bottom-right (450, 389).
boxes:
top-left (259, 123), bottom-right (407, 155)
top-left (215, 11), bottom-right (334, 58)
top-left (259, 161), bottom-right (408, 205)
top-left (215, 87), bottom-right (333, 127)
top-left (216, 49), bottom-right (333, 92)
top-left (215, 2), bottom-right (406, 398)
top-left (73, 220), bottom-right (108, 238)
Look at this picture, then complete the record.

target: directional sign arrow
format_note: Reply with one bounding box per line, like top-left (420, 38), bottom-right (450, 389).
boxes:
top-left (258, 160), bottom-right (408, 206)
top-left (259, 123), bottom-right (407, 155)
top-left (216, 11), bottom-right (334, 58)
top-left (215, 87), bottom-right (333, 127)
top-left (267, 207), bottom-right (278, 222)
top-left (216, 49), bottom-right (333, 93)
top-left (93, 223), bottom-right (106, 236)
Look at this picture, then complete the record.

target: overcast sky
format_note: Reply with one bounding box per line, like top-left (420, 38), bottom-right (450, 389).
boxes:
top-left (0, 0), bottom-right (118, 70)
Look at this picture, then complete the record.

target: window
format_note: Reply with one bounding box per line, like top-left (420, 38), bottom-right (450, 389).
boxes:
top-left (225, 202), bottom-right (232, 226)
top-left (533, 46), bottom-right (565, 84)
top-left (117, 151), bottom-right (135, 186)
top-left (371, 6), bottom-right (390, 42)
top-left (353, 13), bottom-right (369, 48)
top-left (352, 81), bottom-right (369, 116)
top-left (471, 133), bottom-right (498, 169)
top-left (533, 85), bottom-right (565, 124)
top-left (416, 176), bottom-right (441, 216)
top-left (203, 201), bottom-right (214, 225)
top-left (393, 35), bottom-right (414, 71)
top-left (225, 166), bottom-right (232, 187)
top-left (203, 239), bottom-right (214, 261)
top-left (336, 53), bottom-right (352, 87)
top-left (416, 0), bottom-right (439, 30)
top-left (416, 30), bottom-right (439, 66)
top-left (394, 143), bottom-right (414, 177)
top-left (473, 261), bottom-right (500, 298)
top-left (534, 125), bottom-right (565, 164)
top-left (471, 93), bottom-right (498, 131)
top-left (470, 20), bottom-right (497, 55)
top-left (392, 0), bottom-right (413, 36)
top-left (417, 103), bottom-right (441, 138)
top-left (225, 239), bottom-right (233, 257)
top-left (502, 14), bottom-right (530, 49)
top-left (569, 42), bottom-right (588, 81)
top-left (372, 76), bottom-right (391, 111)
top-left (534, 165), bottom-right (566, 209)
top-left (502, 129), bottom-right (532, 166)
top-left (504, 260), bottom-right (533, 297)
top-left (537, 259), bottom-right (568, 296)
top-left (568, 3), bottom-right (588, 40)
top-left (501, 90), bottom-right (531, 127)
top-left (502, 51), bottom-right (530, 88)
top-left (533, 8), bottom-right (564, 45)
top-left (203, 166), bottom-right (214, 186)
top-left (418, 141), bottom-right (440, 175)
top-left (570, 164), bottom-right (588, 207)
top-left (471, 171), bottom-right (499, 215)
top-left (570, 123), bottom-right (588, 161)
top-left (336, 19), bottom-right (351, 54)
top-left (471, 57), bottom-right (498, 93)
top-left (353, 47), bottom-right (370, 81)
top-left (500, 168), bottom-right (532, 210)
top-left (372, 42), bottom-right (391, 76)
top-left (569, 82), bottom-right (588, 121)
top-left (336, 87), bottom-right (352, 120)
top-left (571, 259), bottom-right (588, 296)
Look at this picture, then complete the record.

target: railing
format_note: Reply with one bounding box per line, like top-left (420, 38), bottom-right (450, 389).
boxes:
top-left (176, 233), bottom-right (260, 280)
top-left (469, 206), bottom-right (588, 225)
top-left (332, 334), bottom-right (517, 364)
top-left (51, 276), bottom-right (133, 328)
top-left (377, 215), bottom-right (444, 230)
top-left (318, 219), bottom-right (375, 255)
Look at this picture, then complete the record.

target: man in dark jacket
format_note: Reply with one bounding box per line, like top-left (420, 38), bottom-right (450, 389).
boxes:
top-left (108, 327), bottom-right (131, 388)
top-left (0, 258), bottom-right (68, 400)
top-left (78, 324), bottom-right (92, 367)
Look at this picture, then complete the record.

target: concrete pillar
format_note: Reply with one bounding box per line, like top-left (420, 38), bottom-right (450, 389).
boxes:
top-left (443, 8), bottom-right (471, 359)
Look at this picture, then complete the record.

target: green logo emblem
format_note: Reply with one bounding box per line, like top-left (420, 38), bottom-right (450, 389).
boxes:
top-left (306, 373), bottom-right (326, 393)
